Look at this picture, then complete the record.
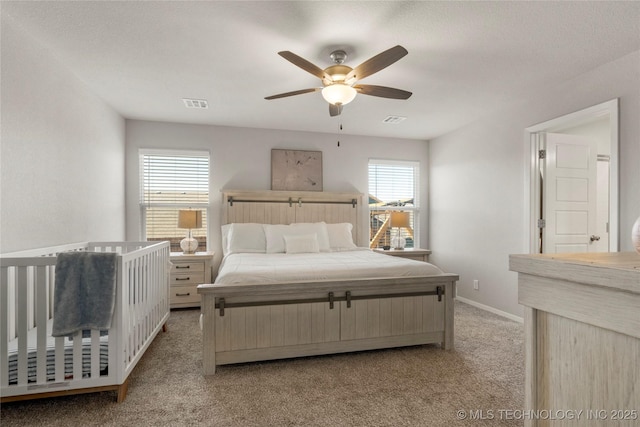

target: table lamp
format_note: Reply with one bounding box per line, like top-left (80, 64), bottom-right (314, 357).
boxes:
top-left (178, 210), bottom-right (203, 254)
top-left (390, 211), bottom-right (410, 250)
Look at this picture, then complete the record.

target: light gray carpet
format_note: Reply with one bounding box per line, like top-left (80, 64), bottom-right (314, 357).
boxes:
top-left (1, 301), bottom-right (524, 426)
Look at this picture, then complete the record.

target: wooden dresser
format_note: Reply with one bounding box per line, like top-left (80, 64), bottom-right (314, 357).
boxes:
top-left (509, 252), bottom-right (640, 426)
top-left (169, 252), bottom-right (214, 308)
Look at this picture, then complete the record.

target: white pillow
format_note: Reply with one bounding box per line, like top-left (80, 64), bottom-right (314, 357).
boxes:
top-left (326, 223), bottom-right (357, 251)
top-left (221, 224), bottom-right (232, 256)
top-left (290, 222), bottom-right (331, 252)
top-left (227, 223), bottom-right (266, 254)
top-left (284, 234), bottom-right (320, 254)
top-left (264, 224), bottom-right (289, 253)
top-left (264, 223), bottom-right (331, 253)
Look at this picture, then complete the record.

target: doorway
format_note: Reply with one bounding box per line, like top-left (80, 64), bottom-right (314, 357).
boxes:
top-left (524, 99), bottom-right (619, 254)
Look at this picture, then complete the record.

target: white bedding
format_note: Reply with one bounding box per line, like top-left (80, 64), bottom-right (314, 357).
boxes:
top-left (215, 249), bottom-right (444, 285)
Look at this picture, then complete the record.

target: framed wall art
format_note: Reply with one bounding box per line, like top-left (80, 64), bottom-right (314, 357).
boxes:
top-left (271, 149), bottom-right (323, 191)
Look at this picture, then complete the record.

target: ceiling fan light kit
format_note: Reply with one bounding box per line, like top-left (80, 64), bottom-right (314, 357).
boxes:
top-left (265, 45), bottom-right (412, 117)
top-left (322, 84), bottom-right (357, 106)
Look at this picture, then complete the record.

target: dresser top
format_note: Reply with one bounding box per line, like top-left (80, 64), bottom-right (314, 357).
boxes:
top-left (509, 252), bottom-right (640, 293)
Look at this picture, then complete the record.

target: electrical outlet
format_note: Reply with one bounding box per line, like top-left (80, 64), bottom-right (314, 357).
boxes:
top-left (473, 279), bottom-right (479, 290)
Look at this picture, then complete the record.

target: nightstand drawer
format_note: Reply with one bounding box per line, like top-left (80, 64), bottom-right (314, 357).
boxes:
top-left (171, 262), bottom-right (205, 274)
top-left (169, 252), bottom-right (214, 309)
top-left (170, 272), bottom-right (205, 286)
top-left (170, 285), bottom-right (200, 305)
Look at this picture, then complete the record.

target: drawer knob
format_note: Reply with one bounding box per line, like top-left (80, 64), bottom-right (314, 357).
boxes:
top-left (175, 292), bottom-right (191, 297)
top-left (176, 265), bottom-right (191, 269)
top-left (175, 277), bottom-right (190, 281)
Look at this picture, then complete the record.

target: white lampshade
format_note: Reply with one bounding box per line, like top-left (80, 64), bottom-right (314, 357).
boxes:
top-left (321, 84), bottom-right (357, 106)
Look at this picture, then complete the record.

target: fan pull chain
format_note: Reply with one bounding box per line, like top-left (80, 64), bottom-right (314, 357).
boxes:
top-left (337, 123), bottom-right (343, 147)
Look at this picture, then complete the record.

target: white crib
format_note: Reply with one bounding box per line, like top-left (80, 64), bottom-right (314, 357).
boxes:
top-left (0, 241), bottom-right (170, 403)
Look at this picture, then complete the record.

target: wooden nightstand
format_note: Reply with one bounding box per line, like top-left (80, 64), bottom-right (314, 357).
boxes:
top-left (373, 248), bottom-right (431, 262)
top-left (169, 252), bottom-right (214, 308)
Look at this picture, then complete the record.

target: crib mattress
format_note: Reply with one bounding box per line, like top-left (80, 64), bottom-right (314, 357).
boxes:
top-left (6, 318), bottom-right (108, 385)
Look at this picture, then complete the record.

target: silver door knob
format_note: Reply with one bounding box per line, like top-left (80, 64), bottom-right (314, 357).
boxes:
top-left (590, 235), bottom-right (601, 242)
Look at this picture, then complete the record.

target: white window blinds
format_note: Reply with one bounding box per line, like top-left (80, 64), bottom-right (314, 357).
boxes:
top-left (139, 150), bottom-right (209, 247)
top-left (140, 152), bottom-right (209, 206)
top-left (368, 160), bottom-right (419, 205)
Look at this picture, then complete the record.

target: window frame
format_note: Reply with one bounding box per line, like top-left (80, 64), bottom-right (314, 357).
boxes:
top-left (139, 149), bottom-right (210, 251)
top-left (368, 158), bottom-right (420, 249)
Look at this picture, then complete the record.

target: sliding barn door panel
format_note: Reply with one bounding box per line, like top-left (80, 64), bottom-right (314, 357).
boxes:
top-left (215, 303), bottom-right (340, 352)
top-left (341, 295), bottom-right (444, 341)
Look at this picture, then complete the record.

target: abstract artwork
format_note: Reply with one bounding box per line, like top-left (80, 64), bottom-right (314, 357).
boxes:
top-left (271, 149), bottom-right (323, 191)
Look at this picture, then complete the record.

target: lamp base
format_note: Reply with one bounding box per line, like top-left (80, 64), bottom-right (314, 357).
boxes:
top-left (180, 237), bottom-right (199, 254)
top-left (391, 236), bottom-right (406, 250)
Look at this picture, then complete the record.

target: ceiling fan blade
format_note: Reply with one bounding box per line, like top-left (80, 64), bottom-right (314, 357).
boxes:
top-left (329, 104), bottom-right (343, 117)
top-left (278, 51), bottom-right (330, 80)
top-left (354, 85), bottom-right (412, 100)
top-left (265, 88), bottom-right (320, 100)
top-left (345, 45), bottom-right (408, 82)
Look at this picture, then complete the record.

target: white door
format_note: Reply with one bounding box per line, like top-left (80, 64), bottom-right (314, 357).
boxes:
top-left (543, 132), bottom-right (598, 253)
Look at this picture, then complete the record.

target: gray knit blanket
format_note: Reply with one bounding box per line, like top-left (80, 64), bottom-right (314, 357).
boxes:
top-left (52, 252), bottom-right (117, 337)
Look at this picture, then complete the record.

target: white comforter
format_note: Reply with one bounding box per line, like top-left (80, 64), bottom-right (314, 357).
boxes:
top-left (215, 249), bottom-right (444, 285)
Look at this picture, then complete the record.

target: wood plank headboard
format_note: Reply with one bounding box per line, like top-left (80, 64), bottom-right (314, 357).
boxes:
top-left (221, 190), bottom-right (365, 246)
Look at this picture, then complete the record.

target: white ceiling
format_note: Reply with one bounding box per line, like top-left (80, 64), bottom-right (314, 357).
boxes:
top-left (3, 1), bottom-right (639, 140)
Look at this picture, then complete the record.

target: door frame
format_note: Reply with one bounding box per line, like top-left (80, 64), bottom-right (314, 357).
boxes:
top-left (523, 99), bottom-right (619, 254)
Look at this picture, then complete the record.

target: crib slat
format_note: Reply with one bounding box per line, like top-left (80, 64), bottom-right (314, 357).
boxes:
top-left (17, 267), bottom-right (28, 385)
top-left (54, 336), bottom-right (65, 382)
top-left (73, 332), bottom-right (82, 381)
top-left (0, 266), bottom-right (9, 388)
top-left (91, 330), bottom-right (100, 378)
top-left (35, 265), bottom-right (48, 384)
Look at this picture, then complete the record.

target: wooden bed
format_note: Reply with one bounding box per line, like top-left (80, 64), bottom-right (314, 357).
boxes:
top-left (197, 190), bottom-right (458, 374)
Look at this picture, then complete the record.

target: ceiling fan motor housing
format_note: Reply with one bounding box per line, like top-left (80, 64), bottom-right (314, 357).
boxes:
top-left (323, 64), bottom-right (353, 86)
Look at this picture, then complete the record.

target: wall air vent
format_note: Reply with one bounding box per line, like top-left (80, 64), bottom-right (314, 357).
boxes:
top-left (182, 98), bottom-right (209, 109)
top-left (382, 115), bottom-right (407, 124)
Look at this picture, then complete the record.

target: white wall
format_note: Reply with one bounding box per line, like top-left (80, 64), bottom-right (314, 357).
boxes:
top-left (429, 50), bottom-right (640, 318)
top-left (0, 15), bottom-right (126, 253)
top-left (125, 120), bottom-right (429, 269)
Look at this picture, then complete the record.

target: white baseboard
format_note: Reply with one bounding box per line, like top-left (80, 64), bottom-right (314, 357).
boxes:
top-left (456, 296), bottom-right (524, 323)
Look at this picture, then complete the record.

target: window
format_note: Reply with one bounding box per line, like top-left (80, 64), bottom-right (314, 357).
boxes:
top-left (140, 150), bottom-right (209, 252)
top-left (368, 159), bottom-right (419, 249)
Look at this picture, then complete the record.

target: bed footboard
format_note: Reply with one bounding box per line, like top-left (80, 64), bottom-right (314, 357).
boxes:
top-left (199, 275), bottom-right (457, 374)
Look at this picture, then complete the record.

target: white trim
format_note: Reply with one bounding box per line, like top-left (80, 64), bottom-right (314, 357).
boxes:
top-left (368, 158), bottom-right (420, 167)
top-left (456, 296), bottom-right (524, 324)
top-left (139, 147), bottom-right (210, 157)
top-left (523, 99), bottom-right (619, 254)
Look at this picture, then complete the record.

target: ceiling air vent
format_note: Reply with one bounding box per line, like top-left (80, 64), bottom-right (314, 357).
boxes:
top-left (382, 115), bottom-right (407, 124)
top-left (182, 98), bottom-right (208, 109)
